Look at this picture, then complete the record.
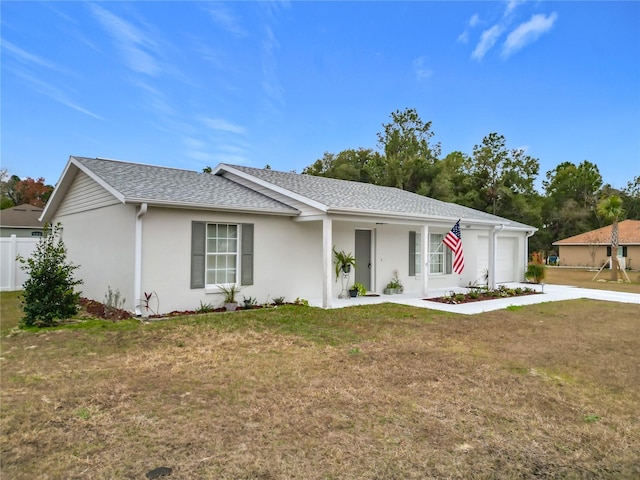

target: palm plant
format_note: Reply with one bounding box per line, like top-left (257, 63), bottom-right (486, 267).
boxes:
top-left (596, 195), bottom-right (625, 281)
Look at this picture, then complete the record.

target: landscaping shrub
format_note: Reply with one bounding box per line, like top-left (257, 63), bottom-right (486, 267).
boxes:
top-left (19, 224), bottom-right (83, 327)
top-left (526, 251), bottom-right (546, 284)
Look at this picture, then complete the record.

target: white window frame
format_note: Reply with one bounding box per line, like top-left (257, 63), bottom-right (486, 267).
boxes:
top-left (429, 233), bottom-right (453, 275)
top-left (205, 223), bottom-right (240, 286)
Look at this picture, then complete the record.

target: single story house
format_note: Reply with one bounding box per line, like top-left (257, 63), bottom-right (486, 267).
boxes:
top-left (41, 156), bottom-right (537, 314)
top-left (0, 204), bottom-right (44, 237)
top-left (553, 219), bottom-right (640, 269)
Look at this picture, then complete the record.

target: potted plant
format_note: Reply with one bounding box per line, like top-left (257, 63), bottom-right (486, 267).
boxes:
top-left (218, 284), bottom-right (243, 311)
top-left (350, 282), bottom-right (366, 297)
top-left (333, 247), bottom-right (356, 280)
top-left (242, 296), bottom-right (257, 309)
top-left (384, 271), bottom-right (403, 295)
top-left (384, 279), bottom-right (398, 295)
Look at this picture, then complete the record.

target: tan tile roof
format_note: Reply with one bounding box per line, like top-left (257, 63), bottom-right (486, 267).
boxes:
top-left (553, 219), bottom-right (640, 245)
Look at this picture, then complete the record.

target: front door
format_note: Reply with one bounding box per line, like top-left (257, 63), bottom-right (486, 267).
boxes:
top-left (355, 230), bottom-right (372, 291)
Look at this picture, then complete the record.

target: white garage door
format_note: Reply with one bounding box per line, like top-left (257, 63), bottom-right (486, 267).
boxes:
top-left (477, 236), bottom-right (518, 283)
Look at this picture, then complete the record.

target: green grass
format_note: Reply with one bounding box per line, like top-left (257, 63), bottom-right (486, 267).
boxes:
top-left (0, 290), bottom-right (22, 332)
top-left (2, 299), bottom-right (638, 479)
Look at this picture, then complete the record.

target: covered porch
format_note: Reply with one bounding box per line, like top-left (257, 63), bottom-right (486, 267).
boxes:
top-left (312, 215), bottom-right (534, 308)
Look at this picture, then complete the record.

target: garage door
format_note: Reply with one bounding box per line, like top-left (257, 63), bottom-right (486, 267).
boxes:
top-left (477, 236), bottom-right (518, 283)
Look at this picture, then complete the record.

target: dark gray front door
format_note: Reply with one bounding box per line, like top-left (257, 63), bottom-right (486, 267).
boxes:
top-left (355, 230), bottom-right (371, 291)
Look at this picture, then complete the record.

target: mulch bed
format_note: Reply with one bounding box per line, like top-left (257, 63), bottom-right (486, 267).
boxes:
top-left (425, 287), bottom-right (540, 305)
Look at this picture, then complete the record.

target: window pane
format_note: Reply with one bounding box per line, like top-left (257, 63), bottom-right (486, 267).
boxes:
top-left (429, 233), bottom-right (443, 274)
top-left (205, 224), bottom-right (240, 285)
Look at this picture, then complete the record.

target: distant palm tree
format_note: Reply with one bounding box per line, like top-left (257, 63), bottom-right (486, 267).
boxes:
top-left (596, 195), bottom-right (626, 281)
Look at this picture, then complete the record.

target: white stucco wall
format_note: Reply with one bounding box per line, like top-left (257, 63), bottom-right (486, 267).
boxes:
top-left (140, 208), bottom-right (324, 313)
top-left (53, 203), bottom-right (136, 310)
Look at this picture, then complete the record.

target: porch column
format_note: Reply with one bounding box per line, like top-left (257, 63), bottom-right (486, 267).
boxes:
top-left (421, 224), bottom-right (429, 296)
top-left (322, 217), bottom-right (333, 308)
top-left (488, 227), bottom-right (497, 289)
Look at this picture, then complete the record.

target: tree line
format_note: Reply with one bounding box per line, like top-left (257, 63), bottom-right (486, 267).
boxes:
top-left (0, 169), bottom-right (53, 209)
top-left (2, 108), bottom-right (638, 255)
top-left (302, 108), bottom-right (639, 254)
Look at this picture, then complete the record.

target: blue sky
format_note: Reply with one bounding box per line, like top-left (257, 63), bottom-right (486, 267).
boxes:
top-left (2, 1), bottom-right (639, 191)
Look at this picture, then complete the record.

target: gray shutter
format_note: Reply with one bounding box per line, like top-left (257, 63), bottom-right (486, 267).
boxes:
top-left (622, 246), bottom-right (628, 257)
top-left (191, 221), bottom-right (206, 289)
top-left (606, 246), bottom-right (612, 257)
top-left (241, 223), bottom-right (254, 285)
top-left (409, 231), bottom-right (416, 277)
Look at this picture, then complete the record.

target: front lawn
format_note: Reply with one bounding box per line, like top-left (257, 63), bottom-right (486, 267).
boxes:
top-left (1, 300), bottom-right (638, 479)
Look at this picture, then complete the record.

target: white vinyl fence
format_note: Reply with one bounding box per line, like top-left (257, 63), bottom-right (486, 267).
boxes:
top-left (0, 235), bottom-right (40, 291)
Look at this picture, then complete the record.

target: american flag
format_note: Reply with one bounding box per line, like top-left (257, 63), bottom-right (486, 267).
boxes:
top-left (443, 220), bottom-right (464, 274)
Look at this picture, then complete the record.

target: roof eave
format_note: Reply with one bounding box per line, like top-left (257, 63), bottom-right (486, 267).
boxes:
top-left (327, 207), bottom-right (537, 230)
top-left (123, 197), bottom-right (299, 216)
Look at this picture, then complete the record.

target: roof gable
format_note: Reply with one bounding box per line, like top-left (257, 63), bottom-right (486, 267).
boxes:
top-left (42, 157), bottom-right (299, 222)
top-left (554, 219), bottom-right (640, 245)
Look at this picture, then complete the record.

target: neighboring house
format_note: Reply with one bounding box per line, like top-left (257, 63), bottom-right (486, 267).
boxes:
top-left (0, 204), bottom-right (44, 237)
top-left (41, 156), bottom-right (537, 313)
top-left (553, 219), bottom-right (640, 269)
top-left (0, 204), bottom-right (44, 291)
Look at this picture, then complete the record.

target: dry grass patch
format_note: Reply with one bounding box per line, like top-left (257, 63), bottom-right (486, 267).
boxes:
top-left (1, 302), bottom-right (639, 479)
top-left (546, 267), bottom-right (640, 293)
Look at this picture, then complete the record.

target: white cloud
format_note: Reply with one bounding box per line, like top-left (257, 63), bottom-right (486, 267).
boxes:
top-left (413, 57), bottom-right (433, 80)
top-left (201, 117), bottom-right (247, 135)
top-left (13, 70), bottom-right (103, 120)
top-left (89, 4), bottom-right (160, 76)
top-left (502, 12), bottom-right (558, 58)
top-left (457, 14), bottom-right (480, 44)
top-left (472, 25), bottom-right (504, 60)
top-left (505, 0), bottom-right (525, 17)
top-left (204, 4), bottom-right (247, 37)
top-left (2, 40), bottom-right (66, 72)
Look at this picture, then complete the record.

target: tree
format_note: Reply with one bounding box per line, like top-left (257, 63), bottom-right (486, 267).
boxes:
top-left (1, 174), bottom-right (53, 208)
top-left (18, 224), bottom-right (83, 327)
top-left (376, 108), bottom-right (441, 191)
top-left (621, 176), bottom-right (640, 220)
top-left (596, 195), bottom-right (625, 281)
top-left (302, 149), bottom-right (384, 183)
top-left (464, 133), bottom-right (539, 217)
top-left (543, 161), bottom-right (603, 210)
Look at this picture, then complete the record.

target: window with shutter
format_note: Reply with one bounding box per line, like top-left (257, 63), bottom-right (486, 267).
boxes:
top-left (191, 222), bottom-right (255, 288)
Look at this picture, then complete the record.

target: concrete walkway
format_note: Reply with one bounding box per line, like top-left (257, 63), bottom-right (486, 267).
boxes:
top-left (310, 283), bottom-right (640, 315)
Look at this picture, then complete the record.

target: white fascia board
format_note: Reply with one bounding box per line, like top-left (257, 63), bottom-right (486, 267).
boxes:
top-left (212, 164), bottom-right (328, 213)
top-left (123, 198), bottom-right (299, 216)
top-left (553, 242), bottom-right (636, 246)
top-left (40, 158), bottom-right (76, 223)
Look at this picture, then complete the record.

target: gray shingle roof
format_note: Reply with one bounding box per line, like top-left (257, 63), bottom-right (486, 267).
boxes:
top-left (222, 164), bottom-right (534, 228)
top-left (73, 157), bottom-right (298, 214)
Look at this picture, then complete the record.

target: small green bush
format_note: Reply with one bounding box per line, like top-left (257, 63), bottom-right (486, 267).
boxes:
top-left (526, 263), bottom-right (546, 284)
top-left (19, 224), bottom-right (83, 327)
